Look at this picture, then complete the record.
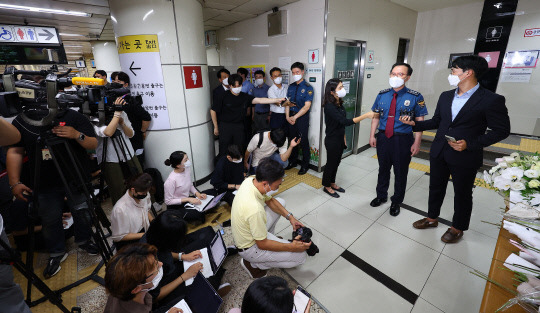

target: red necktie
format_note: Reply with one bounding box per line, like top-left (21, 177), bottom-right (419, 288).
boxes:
top-left (385, 93), bottom-right (398, 138)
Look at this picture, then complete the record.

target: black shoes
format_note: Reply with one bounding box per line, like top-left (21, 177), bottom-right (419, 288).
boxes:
top-left (43, 252), bottom-right (68, 279)
top-left (298, 167), bottom-right (308, 175)
top-left (370, 197), bottom-right (387, 207)
top-left (389, 203), bottom-right (400, 216)
top-left (323, 188), bottom-right (340, 198)
top-left (79, 241), bottom-right (99, 256)
top-left (332, 186), bottom-right (345, 193)
top-left (285, 162), bottom-right (297, 170)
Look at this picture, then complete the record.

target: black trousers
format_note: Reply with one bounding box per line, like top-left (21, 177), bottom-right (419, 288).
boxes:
top-left (322, 136), bottom-right (344, 187)
top-left (270, 112), bottom-right (287, 130)
top-left (375, 132), bottom-right (414, 204)
top-left (428, 149), bottom-right (478, 231)
top-left (167, 204), bottom-right (205, 224)
top-left (218, 122), bottom-right (245, 157)
top-left (287, 113), bottom-right (310, 168)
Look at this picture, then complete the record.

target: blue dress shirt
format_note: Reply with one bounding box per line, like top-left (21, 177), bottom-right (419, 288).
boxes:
top-left (451, 83), bottom-right (480, 121)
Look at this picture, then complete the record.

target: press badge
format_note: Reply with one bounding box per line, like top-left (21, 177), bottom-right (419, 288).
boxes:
top-left (42, 148), bottom-right (52, 161)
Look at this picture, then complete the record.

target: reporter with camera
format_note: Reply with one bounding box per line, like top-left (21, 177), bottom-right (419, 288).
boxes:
top-left (94, 97), bottom-right (143, 206)
top-left (7, 109), bottom-right (99, 278)
top-left (231, 158), bottom-right (310, 279)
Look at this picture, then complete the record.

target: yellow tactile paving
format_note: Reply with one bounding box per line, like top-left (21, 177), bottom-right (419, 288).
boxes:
top-left (424, 131), bottom-right (540, 153)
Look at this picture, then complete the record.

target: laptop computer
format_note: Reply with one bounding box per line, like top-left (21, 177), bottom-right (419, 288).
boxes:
top-left (186, 192), bottom-right (226, 212)
top-left (167, 272), bottom-right (223, 313)
top-left (183, 229), bottom-right (228, 286)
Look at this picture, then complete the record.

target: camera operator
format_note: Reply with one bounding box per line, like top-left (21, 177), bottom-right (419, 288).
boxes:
top-left (0, 120), bottom-right (31, 313)
top-left (94, 96), bottom-right (143, 206)
top-left (231, 158), bottom-right (310, 279)
top-left (113, 72), bottom-right (152, 168)
top-left (7, 108), bottom-right (99, 279)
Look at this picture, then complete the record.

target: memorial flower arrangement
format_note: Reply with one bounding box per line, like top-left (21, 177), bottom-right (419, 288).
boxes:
top-left (484, 152), bottom-right (540, 219)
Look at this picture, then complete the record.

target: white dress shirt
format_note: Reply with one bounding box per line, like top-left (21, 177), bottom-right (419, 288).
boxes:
top-left (268, 83), bottom-right (288, 114)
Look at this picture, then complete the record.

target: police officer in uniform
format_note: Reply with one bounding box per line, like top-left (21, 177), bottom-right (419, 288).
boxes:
top-left (369, 63), bottom-right (427, 216)
top-left (285, 62), bottom-right (314, 175)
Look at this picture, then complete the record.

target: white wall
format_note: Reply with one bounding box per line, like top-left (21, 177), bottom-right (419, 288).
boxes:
top-left (206, 46), bottom-right (220, 66)
top-left (407, 2), bottom-right (483, 119)
top-left (217, 0), bottom-right (326, 167)
top-left (495, 0), bottom-right (540, 135)
top-left (325, 0), bottom-right (418, 161)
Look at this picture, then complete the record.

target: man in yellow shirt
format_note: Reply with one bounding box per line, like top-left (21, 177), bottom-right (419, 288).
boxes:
top-left (231, 158), bottom-right (311, 278)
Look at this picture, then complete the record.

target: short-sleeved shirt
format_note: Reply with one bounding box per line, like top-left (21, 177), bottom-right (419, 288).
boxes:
top-left (124, 102), bottom-right (151, 151)
top-left (213, 91), bottom-right (255, 124)
top-left (110, 190), bottom-right (151, 242)
top-left (247, 131), bottom-right (288, 167)
top-left (94, 111), bottom-right (135, 163)
top-left (371, 86), bottom-right (428, 134)
top-left (252, 84), bottom-right (270, 113)
top-left (287, 80), bottom-right (314, 113)
top-left (231, 176), bottom-right (272, 249)
top-left (268, 84), bottom-right (288, 114)
top-left (11, 110), bottom-right (96, 190)
top-left (241, 80), bottom-right (254, 96)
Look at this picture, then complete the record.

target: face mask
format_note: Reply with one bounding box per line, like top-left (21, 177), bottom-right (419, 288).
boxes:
top-left (139, 267), bottom-right (163, 292)
top-left (448, 74), bottom-right (462, 87)
top-left (336, 88), bottom-right (347, 98)
top-left (231, 87), bottom-right (242, 94)
top-left (110, 82), bottom-right (123, 89)
top-left (255, 78), bottom-right (264, 86)
top-left (222, 77), bottom-right (229, 86)
top-left (182, 160), bottom-right (192, 168)
top-left (293, 74), bottom-right (302, 82)
top-left (389, 76), bottom-right (405, 88)
top-left (273, 77), bottom-right (282, 85)
top-left (264, 184), bottom-right (278, 196)
top-left (231, 158), bottom-right (243, 163)
top-left (133, 192), bottom-right (147, 200)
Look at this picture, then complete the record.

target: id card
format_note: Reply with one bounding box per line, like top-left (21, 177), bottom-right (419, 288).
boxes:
top-left (42, 149), bottom-right (52, 161)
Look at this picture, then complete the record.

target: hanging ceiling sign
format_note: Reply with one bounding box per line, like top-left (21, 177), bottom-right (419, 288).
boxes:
top-left (0, 24), bottom-right (60, 44)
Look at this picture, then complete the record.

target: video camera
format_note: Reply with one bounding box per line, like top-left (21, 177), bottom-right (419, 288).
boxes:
top-left (0, 66), bottom-right (141, 126)
top-left (292, 227), bottom-right (320, 257)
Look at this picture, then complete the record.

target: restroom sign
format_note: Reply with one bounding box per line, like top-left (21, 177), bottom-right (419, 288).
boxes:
top-left (308, 49), bottom-right (319, 64)
top-left (183, 66), bottom-right (203, 89)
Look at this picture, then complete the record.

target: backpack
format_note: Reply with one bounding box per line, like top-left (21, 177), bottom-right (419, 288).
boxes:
top-left (143, 168), bottom-right (165, 203)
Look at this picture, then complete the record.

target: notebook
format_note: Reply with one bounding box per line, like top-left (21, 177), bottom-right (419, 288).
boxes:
top-left (185, 192), bottom-right (226, 212)
top-left (183, 230), bottom-right (228, 286)
top-left (167, 273), bottom-right (223, 313)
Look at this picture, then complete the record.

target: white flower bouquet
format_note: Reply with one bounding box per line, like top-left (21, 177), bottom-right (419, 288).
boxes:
top-left (484, 152), bottom-right (540, 219)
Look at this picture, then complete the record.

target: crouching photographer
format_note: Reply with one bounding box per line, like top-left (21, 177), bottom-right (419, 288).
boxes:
top-left (7, 105), bottom-right (99, 278)
top-left (231, 158), bottom-right (316, 279)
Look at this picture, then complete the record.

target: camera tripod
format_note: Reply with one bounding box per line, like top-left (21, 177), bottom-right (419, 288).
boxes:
top-left (22, 130), bottom-right (113, 309)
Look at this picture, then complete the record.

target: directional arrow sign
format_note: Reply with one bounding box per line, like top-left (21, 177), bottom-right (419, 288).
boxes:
top-left (35, 27), bottom-right (59, 44)
top-left (129, 61), bottom-right (141, 76)
top-left (38, 29), bottom-right (54, 41)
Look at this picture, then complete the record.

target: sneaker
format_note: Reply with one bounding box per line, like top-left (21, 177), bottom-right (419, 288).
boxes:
top-left (240, 258), bottom-right (267, 279)
top-left (43, 253), bottom-right (68, 279)
top-left (79, 241), bottom-right (99, 256)
top-left (217, 283), bottom-right (232, 298)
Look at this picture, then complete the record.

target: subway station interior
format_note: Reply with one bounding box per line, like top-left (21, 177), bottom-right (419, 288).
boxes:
top-left (1, 0), bottom-right (540, 312)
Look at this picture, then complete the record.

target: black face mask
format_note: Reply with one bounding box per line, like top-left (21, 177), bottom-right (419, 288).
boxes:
top-left (110, 82), bottom-right (123, 89)
top-left (133, 192), bottom-right (147, 200)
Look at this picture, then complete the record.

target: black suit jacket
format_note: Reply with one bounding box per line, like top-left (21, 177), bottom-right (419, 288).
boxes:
top-left (414, 86), bottom-right (510, 168)
top-left (212, 85), bottom-right (226, 110)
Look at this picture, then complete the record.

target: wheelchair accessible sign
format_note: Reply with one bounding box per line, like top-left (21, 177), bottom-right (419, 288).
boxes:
top-left (0, 24), bottom-right (59, 44)
top-left (117, 34), bottom-right (171, 130)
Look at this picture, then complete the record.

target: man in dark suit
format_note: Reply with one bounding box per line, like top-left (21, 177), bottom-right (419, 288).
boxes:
top-left (211, 68), bottom-right (231, 138)
top-left (400, 55), bottom-right (510, 243)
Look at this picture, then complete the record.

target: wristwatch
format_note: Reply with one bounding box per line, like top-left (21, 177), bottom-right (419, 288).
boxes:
top-left (78, 132), bottom-right (86, 141)
top-left (286, 212), bottom-right (294, 220)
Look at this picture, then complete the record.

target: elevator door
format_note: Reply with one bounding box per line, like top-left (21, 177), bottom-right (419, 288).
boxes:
top-left (333, 40), bottom-right (365, 157)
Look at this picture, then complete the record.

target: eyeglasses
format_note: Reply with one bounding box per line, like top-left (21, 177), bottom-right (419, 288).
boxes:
top-left (142, 258), bottom-right (161, 283)
top-left (390, 73), bottom-right (408, 78)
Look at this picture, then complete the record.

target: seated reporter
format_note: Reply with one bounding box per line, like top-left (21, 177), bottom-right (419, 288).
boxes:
top-left (111, 173), bottom-right (154, 251)
top-left (228, 276), bottom-right (311, 313)
top-left (144, 211), bottom-right (230, 310)
top-left (164, 151), bottom-right (207, 224)
top-left (8, 109), bottom-right (98, 279)
top-left (244, 128), bottom-right (300, 174)
top-left (103, 243), bottom-right (185, 313)
top-left (205, 144), bottom-right (245, 205)
top-left (94, 97), bottom-right (142, 205)
top-left (232, 158), bottom-right (310, 279)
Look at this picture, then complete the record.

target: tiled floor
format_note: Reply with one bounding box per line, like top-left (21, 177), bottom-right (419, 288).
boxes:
top-left (272, 147), bottom-right (504, 313)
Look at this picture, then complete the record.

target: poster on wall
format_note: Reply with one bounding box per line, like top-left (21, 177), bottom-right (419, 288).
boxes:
top-left (117, 34), bottom-right (170, 130)
top-left (478, 51), bottom-right (500, 68)
top-left (500, 68), bottom-right (533, 83)
top-left (239, 64), bottom-right (266, 84)
top-left (502, 50), bottom-right (539, 68)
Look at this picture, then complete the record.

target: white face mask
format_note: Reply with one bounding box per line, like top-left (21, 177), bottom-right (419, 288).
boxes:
top-left (139, 267), bottom-right (163, 292)
top-left (231, 158), bottom-right (243, 163)
top-left (255, 78), bottom-right (264, 86)
top-left (222, 77), bottom-right (229, 86)
top-left (231, 87), bottom-right (242, 94)
top-left (292, 74), bottom-right (302, 82)
top-left (389, 76), bottom-right (405, 88)
top-left (336, 88), bottom-right (347, 98)
top-left (273, 77), bottom-right (282, 85)
top-left (448, 74), bottom-right (462, 87)
top-left (182, 160), bottom-right (192, 168)
top-left (264, 184), bottom-right (278, 196)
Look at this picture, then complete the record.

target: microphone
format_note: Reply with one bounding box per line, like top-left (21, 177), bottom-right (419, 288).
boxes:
top-left (71, 77), bottom-right (107, 86)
